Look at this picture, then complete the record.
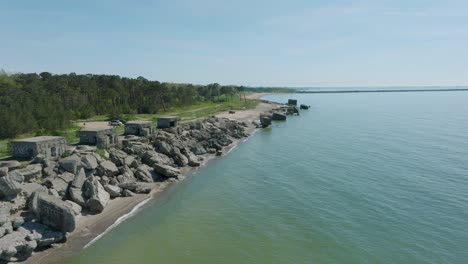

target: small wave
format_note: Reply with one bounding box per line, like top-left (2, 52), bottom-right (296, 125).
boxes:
top-left (226, 144), bottom-right (238, 155)
top-left (84, 197), bottom-right (153, 249)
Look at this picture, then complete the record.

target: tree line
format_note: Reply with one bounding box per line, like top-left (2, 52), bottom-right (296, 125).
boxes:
top-left (0, 72), bottom-right (253, 139)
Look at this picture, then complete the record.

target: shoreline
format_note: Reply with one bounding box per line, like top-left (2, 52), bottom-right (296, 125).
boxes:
top-left (23, 99), bottom-right (279, 264)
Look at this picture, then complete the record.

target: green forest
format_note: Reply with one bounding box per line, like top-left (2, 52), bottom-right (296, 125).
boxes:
top-left (0, 71), bottom-right (293, 140)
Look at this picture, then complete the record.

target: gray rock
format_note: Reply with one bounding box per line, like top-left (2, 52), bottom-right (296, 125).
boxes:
top-left (104, 184), bottom-right (121, 198)
top-left (8, 195), bottom-right (29, 214)
top-left (0, 160), bottom-right (21, 170)
top-left (122, 189), bottom-right (135, 197)
top-left (28, 190), bottom-right (47, 216)
top-left (0, 221), bottom-right (13, 238)
top-left (58, 172), bottom-right (75, 183)
top-left (48, 188), bottom-right (60, 197)
top-left (90, 152), bottom-right (104, 164)
top-left (42, 166), bottom-right (57, 178)
top-left (0, 207), bottom-right (9, 227)
top-left (84, 178), bottom-right (110, 213)
top-left (97, 160), bottom-right (119, 177)
top-left (109, 149), bottom-right (128, 167)
top-left (153, 163), bottom-right (181, 178)
top-left (134, 164), bottom-right (155, 183)
top-left (124, 155), bottom-right (136, 168)
top-left (45, 177), bottom-right (69, 197)
top-left (12, 217), bottom-right (24, 230)
top-left (0, 167), bottom-right (8, 177)
top-left (191, 143), bottom-right (207, 155)
top-left (154, 141), bottom-right (173, 156)
top-left (0, 175), bottom-right (22, 197)
top-left (69, 187), bottom-right (86, 207)
top-left (65, 200), bottom-right (82, 215)
top-left (22, 221), bottom-right (64, 248)
top-left (100, 175), bottom-right (110, 185)
top-left (183, 149), bottom-right (201, 167)
top-left (81, 154), bottom-right (98, 170)
top-left (171, 147), bottom-right (189, 167)
top-left (109, 178), bottom-right (119, 185)
top-left (141, 151), bottom-right (173, 166)
top-left (33, 193), bottom-right (76, 232)
top-left (71, 168), bottom-right (87, 189)
top-left (8, 169), bottom-right (25, 183)
top-left (118, 182), bottom-right (152, 194)
top-left (21, 182), bottom-right (47, 198)
top-left (58, 155), bottom-right (81, 174)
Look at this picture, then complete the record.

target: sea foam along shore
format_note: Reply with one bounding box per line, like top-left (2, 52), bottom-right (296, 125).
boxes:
top-left (22, 99), bottom-right (279, 264)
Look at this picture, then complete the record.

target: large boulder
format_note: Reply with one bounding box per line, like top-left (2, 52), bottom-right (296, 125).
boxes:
top-left (118, 182), bottom-right (152, 194)
top-left (44, 173), bottom-right (74, 197)
top-left (154, 141), bottom-right (173, 156)
top-left (134, 165), bottom-right (156, 183)
top-left (0, 175), bottom-right (22, 197)
top-left (104, 185), bottom-right (121, 198)
top-left (58, 155), bottom-right (82, 174)
top-left (97, 160), bottom-right (119, 177)
top-left (124, 155), bottom-right (138, 168)
top-left (0, 160), bottom-right (22, 170)
top-left (171, 148), bottom-right (189, 167)
top-left (32, 193), bottom-right (76, 233)
top-left (84, 178), bottom-right (110, 213)
top-left (11, 164), bottom-right (42, 182)
top-left (65, 200), bottom-right (82, 215)
top-left (153, 164), bottom-right (181, 178)
top-left (109, 149), bottom-right (128, 167)
top-left (68, 187), bottom-right (86, 207)
top-left (71, 168), bottom-right (87, 189)
top-left (20, 182), bottom-right (47, 198)
top-left (141, 151), bottom-right (173, 167)
top-left (182, 149), bottom-right (201, 167)
top-left (81, 154), bottom-right (98, 170)
top-left (191, 143), bottom-right (207, 155)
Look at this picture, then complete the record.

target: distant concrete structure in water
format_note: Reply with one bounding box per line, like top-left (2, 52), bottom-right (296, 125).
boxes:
top-left (288, 99), bottom-right (298, 106)
top-left (157, 116), bottom-right (180, 128)
top-left (79, 127), bottom-right (118, 149)
top-left (12, 136), bottom-right (67, 159)
top-left (125, 121), bottom-right (155, 136)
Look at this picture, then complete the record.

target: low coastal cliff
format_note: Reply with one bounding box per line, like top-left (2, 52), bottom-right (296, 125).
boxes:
top-left (0, 100), bottom-right (285, 263)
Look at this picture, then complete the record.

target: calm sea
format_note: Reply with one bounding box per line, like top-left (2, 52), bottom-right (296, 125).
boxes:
top-left (68, 91), bottom-right (468, 264)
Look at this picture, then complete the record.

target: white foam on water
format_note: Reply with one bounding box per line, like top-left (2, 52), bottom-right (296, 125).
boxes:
top-left (84, 197), bottom-right (153, 249)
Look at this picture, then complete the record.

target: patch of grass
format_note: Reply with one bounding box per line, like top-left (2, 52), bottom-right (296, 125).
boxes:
top-left (0, 139), bottom-right (11, 158)
top-left (95, 148), bottom-right (108, 160)
top-left (78, 98), bottom-right (260, 124)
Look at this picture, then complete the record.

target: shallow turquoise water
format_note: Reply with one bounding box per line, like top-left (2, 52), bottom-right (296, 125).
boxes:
top-left (69, 91), bottom-right (468, 264)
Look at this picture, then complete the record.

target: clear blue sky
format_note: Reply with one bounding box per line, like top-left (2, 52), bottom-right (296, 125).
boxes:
top-left (1, 0), bottom-right (467, 87)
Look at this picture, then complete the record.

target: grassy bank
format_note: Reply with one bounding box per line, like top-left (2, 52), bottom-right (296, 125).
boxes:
top-left (79, 98), bottom-right (260, 124)
top-left (0, 98), bottom-right (259, 158)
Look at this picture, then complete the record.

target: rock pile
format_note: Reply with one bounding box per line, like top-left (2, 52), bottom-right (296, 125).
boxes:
top-left (0, 116), bottom-right (250, 262)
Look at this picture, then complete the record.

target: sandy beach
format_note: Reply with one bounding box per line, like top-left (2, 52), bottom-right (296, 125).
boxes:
top-left (23, 96), bottom-right (278, 264)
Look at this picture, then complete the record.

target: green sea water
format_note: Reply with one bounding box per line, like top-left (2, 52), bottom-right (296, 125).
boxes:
top-left (69, 91), bottom-right (468, 264)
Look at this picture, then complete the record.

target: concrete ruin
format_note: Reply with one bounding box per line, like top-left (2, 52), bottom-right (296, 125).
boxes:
top-left (12, 136), bottom-right (66, 159)
top-left (79, 127), bottom-right (118, 149)
top-left (124, 121), bottom-right (154, 137)
top-left (288, 99), bottom-right (298, 106)
top-left (157, 116), bottom-right (180, 128)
